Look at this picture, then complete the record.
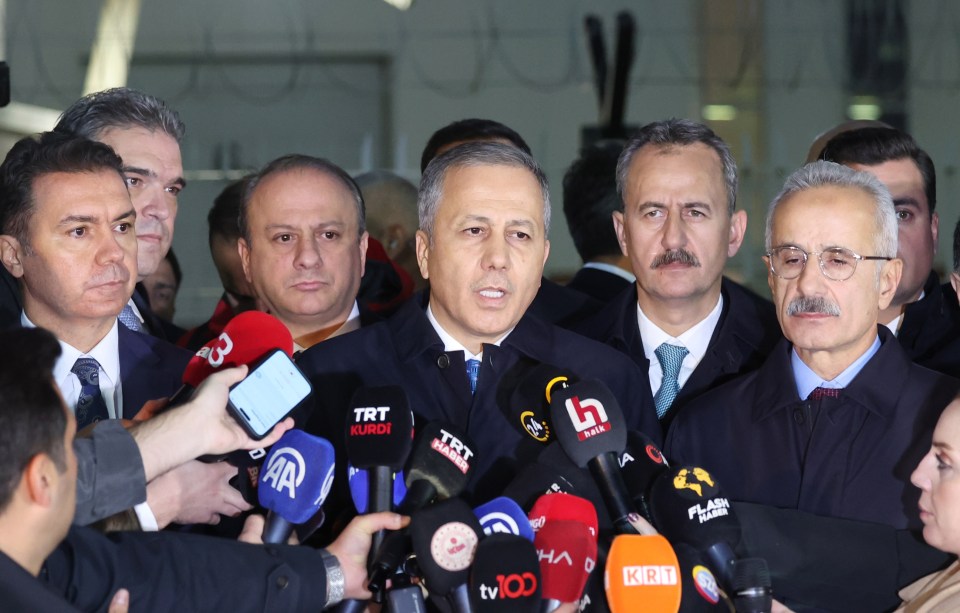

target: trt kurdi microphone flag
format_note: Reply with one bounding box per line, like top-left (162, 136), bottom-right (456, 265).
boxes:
top-left (605, 534), bottom-right (682, 613)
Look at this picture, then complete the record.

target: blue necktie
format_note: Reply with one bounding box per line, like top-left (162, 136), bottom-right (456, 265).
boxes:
top-left (118, 303), bottom-right (143, 332)
top-left (72, 357), bottom-right (109, 428)
top-left (466, 359), bottom-right (481, 395)
top-left (654, 343), bottom-right (689, 419)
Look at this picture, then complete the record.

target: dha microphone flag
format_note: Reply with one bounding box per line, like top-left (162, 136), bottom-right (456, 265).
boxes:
top-left (604, 535), bottom-right (681, 613)
top-left (535, 520), bottom-right (597, 607)
top-left (258, 429), bottom-right (335, 544)
top-left (528, 492), bottom-right (598, 539)
top-left (470, 533), bottom-right (542, 613)
top-left (411, 497), bottom-right (483, 613)
top-left (347, 464), bottom-right (407, 514)
top-left (474, 497), bottom-right (535, 541)
top-left (648, 465), bottom-right (742, 590)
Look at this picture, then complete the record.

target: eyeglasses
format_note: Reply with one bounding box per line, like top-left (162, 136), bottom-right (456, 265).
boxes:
top-left (765, 246), bottom-right (891, 281)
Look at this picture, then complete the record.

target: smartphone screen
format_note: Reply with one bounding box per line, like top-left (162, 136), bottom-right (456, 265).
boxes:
top-left (227, 350), bottom-right (312, 438)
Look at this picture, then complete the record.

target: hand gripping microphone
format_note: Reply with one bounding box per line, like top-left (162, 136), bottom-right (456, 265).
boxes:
top-left (603, 534), bottom-right (682, 613)
top-left (410, 497), bottom-right (484, 613)
top-left (257, 429), bottom-right (335, 544)
top-left (470, 533), bottom-right (542, 613)
top-left (549, 379), bottom-right (641, 535)
top-left (497, 359), bottom-right (579, 445)
top-left (474, 497), bottom-right (535, 541)
top-left (619, 430), bottom-right (670, 523)
top-left (534, 519), bottom-right (597, 613)
top-left (347, 464), bottom-right (407, 514)
top-left (648, 465), bottom-right (743, 592)
top-left (167, 310), bottom-right (294, 408)
top-left (528, 492), bottom-right (598, 539)
top-left (366, 421), bottom-right (477, 594)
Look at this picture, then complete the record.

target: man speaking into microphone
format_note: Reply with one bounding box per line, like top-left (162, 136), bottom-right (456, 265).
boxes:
top-left (298, 141), bottom-right (659, 508)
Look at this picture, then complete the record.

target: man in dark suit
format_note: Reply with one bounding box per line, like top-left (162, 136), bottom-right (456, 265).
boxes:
top-left (666, 161), bottom-right (959, 530)
top-left (563, 140), bottom-right (635, 302)
top-left (0, 132), bottom-right (246, 530)
top-left (819, 126), bottom-right (960, 373)
top-left (298, 142), bottom-right (659, 508)
top-left (577, 119), bottom-right (781, 432)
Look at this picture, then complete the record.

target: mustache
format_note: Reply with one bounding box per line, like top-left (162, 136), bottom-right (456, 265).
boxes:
top-left (786, 296), bottom-right (841, 317)
top-left (651, 248), bottom-right (700, 269)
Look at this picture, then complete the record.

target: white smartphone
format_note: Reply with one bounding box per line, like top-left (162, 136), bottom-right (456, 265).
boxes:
top-left (227, 349), bottom-right (312, 439)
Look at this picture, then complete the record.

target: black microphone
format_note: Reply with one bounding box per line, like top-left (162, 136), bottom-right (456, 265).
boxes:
top-left (673, 542), bottom-right (729, 612)
top-left (619, 430), bottom-right (669, 524)
top-left (731, 558), bottom-right (772, 613)
top-left (502, 460), bottom-right (581, 511)
top-left (497, 360), bottom-right (579, 445)
top-left (470, 533), bottom-right (542, 612)
top-left (548, 379), bottom-right (641, 535)
top-left (366, 422), bottom-right (477, 594)
top-left (410, 497), bottom-right (484, 613)
top-left (648, 465), bottom-right (743, 592)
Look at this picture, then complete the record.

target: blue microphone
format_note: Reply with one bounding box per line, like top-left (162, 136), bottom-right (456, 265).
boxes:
top-left (474, 496), bottom-right (535, 542)
top-left (258, 429), bottom-right (336, 544)
top-left (348, 463), bottom-right (408, 514)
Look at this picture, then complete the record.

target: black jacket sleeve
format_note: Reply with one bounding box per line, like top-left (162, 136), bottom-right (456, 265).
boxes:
top-left (73, 421), bottom-right (147, 525)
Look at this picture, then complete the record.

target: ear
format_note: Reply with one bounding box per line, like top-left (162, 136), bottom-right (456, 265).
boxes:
top-left (764, 254), bottom-right (777, 296)
top-left (0, 234), bottom-right (25, 278)
top-left (727, 210), bottom-right (748, 257)
top-left (612, 211), bottom-right (628, 257)
top-left (358, 231), bottom-right (369, 278)
top-left (542, 239), bottom-right (551, 270)
top-left (237, 237), bottom-right (253, 284)
top-left (931, 211), bottom-right (940, 254)
top-left (950, 272), bottom-right (960, 304)
top-left (877, 257), bottom-right (904, 311)
top-left (23, 454), bottom-right (57, 509)
top-left (415, 230), bottom-right (431, 280)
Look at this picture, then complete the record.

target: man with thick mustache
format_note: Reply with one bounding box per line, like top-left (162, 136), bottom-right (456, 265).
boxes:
top-left (665, 161), bottom-right (960, 529)
top-left (297, 142), bottom-right (658, 508)
top-left (577, 119), bottom-right (781, 433)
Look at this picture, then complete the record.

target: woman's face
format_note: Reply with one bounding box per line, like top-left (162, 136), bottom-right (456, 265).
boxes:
top-left (912, 399), bottom-right (960, 555)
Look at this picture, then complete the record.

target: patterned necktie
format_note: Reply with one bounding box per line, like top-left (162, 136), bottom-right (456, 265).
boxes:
top-left (809, 387), bottom-right (842, 401)
top-left (654, 343), bottom-right (689, 419)
top-left (466, 359), bottom-right (481, 395)
top-left (118, 303), bottom-right (143, 332)
top-left (72, 357), bottom-right (109, 428)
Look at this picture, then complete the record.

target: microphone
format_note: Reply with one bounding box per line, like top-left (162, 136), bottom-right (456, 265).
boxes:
top-left (549, 379), bottom-right (641, 535)
top-left (168, 310), bottom-right (294, 408)
top-left (410, 497), bottom-right (484, 613)
top-left (534, 519), bottom-right (597, 613)
top-left (528, 492), bottom-right (598, 539)
top-left (731, 558), bottom-right (773, 613)
top-left (347, 464), bottom-right (407, 514)
top-left (498, 360), bottom-right (579, 445)
top-left (672, 542), bottom-right (727, 612)
top-left (367, 422), bottom-right (477, 594)
top-left (474, 496), bottom-right (535, 541)
top-left (503, 461), bottom-right (581, 511)
top-left (470, 533), bottom-right (542, 612)
top-left (257, 429), bottom-right (335, 544)
top-left (619, 430), bottom-right (669, 523)
top-left (648, 465), bottom-right (743, 591)
top-left (603, 534), bottom-right (682, 613)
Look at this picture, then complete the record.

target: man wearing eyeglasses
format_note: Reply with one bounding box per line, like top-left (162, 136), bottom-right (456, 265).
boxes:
top-left (665, 160), bottom-right (960, 530)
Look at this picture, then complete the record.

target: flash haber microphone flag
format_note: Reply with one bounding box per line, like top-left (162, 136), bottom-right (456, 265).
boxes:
top-left (470, 533), bottom-right (542, 613)
top-left (648, 465), bottom-right (743, 590)
top-left (258, 429), bottom-right (335, 544)
top-left (411, 497), bottom-right (484, 613)
top-left (534, 519), bottom-right (597, 611)
top-left (474, 497), bottom-right (535, 541)
top-left (549, 379), bottom-right (641, 535)
top-left (528, 492), bottom-right (598, 539)
top-left (604, 534), bottom-right (681, 613)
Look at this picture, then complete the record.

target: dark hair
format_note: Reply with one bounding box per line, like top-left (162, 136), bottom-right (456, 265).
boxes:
top-left (616, 118), bottom-right (738, 214)
top-left (240, 155), bottom-right (366, 243)
top-left (953, 217), bottom-right (960, 274)
top-left (0, 132), bottom-right (125, 246)
top-left (208, 177), bottom-right (251, 243)
top-left (563, 140), bottom-right (625, 261)
top-left (55, 87), bottom-right (185, 143)
top-left (0, 328), bottom-right (66, 513)
top-left (165, 248), bottom-right (183, 288)
top-left (420, 118), bottom-right (532, 173)
top-left (818, 127), bottom-right (937, 214)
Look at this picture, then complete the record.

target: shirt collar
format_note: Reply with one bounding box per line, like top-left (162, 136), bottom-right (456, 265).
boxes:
top-left (22, 312), bottom-right (121, 394)
top-left (637, 294), bottom-right (723, 363)
top-left (426, 304), bottom-right (511, 362)
top-left (791, 334), bottom-right (882, 400)
top-left (582, 262), bottom-right (636, 283)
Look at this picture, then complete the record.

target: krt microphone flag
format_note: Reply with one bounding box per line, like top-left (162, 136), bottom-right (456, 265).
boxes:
top-left (474, 497), bottom-right (535, 541)
top-left (258, 429), bottom-right (335, 543)
top-left (470, 533), bottom-right (542, 613)
top-left (604, 534), bottom-right (682, 613)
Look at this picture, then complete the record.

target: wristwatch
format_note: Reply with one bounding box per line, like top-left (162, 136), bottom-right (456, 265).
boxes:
top-left (320, 549), bottom-right (345, 609)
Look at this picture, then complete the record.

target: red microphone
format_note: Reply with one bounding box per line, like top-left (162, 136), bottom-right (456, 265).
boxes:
top-left (604, 534), bottom-right (682, 613)
top-left (534, 520), bottom-right (597, 613)
top-left (528, 492), bottom-right (599, 539)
